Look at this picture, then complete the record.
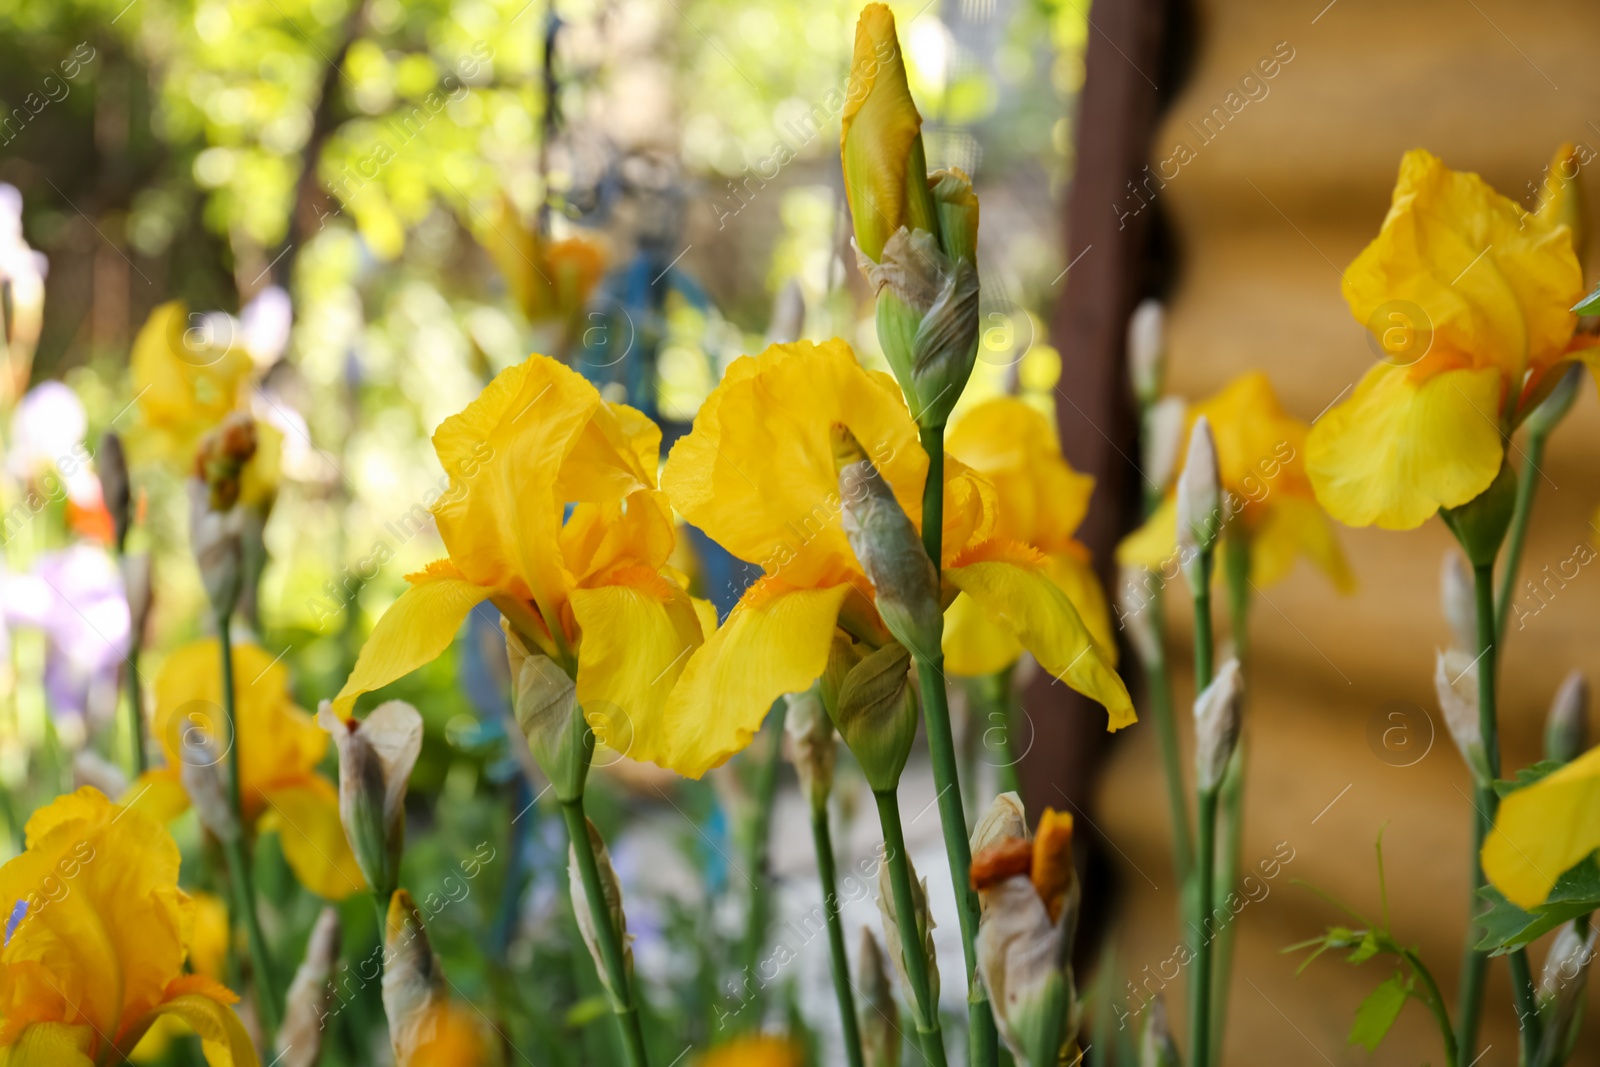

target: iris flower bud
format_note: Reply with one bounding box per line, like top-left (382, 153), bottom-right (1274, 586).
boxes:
top-left (1545, 670), bottom-right (1589, 765)
top-left (1175, 416), bottom-right (1224, 583)
top-left (504, 621), bottom-right (592, 802)
top-left (275, 907), bottom-right (340, 1067)
top-left (784, 684), bottom-right (836, 811)
top-left (1143, 396), bottom-right (1186, 492)
top-left (317, 700), bottom-right (423, 900)
top-left (1434, 649), bottom-right (1489, 783)
top-left (98, 430), bottom-right (132, 550)
top-left (383, 889), bottom-right (448, 1065)
top-left (876, 846), bottom-right (939, 1019)
top-left (1194, 658), bottom-right (1243, 792)
top-left (188, 478), bottom-right (246, 619)
top-left (568, 815), bottom-right (633, 1003)
top-left (822, 636), bottom-right (918, 792)
top-left (1440, 459), bottom-right (1516, 567)
top-left (1140, 994), bottom-right (1180, 1067)
top-left (1535, 143), bottom-right (1587, 262)
top-left (1127, 298), bottom-right (1166, 408)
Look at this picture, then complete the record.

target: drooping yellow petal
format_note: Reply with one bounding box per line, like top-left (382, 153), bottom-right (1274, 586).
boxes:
top-left (839, 3), bottom-right (938, 262)
top-left (259, 780), bottom-right (367, 901)
top-left (0, 1022), bottom-right (94, 1066)
top-left (136, 988), bottom-right (258, 1067)
top-left (570, 567), bottom-right (705, 771)
top-left (1250, 495), bottom-right (1355, 592)
top-left (333, 568), bottom-right (493, 716)
top-left (1116, 496), bottom-right (1178, 573)
top-left (944, 548), bottom-right (1114, 677)
top-left (945, 544), bottom-right (1134, 729)
top-left (1344, 149), bottom-right (1582, 386)
top-left (945, 397), bottom-right (1094, 553)
top-left (1306, 361), bottom-right (1504, 530)
top-left (1044, 549), bottom-right (1115, 663)
top-left (662, 339), bottom-right (925, 589)
top-left (1187, 372), bottom-right (1312, 501)
top-left (1482, 744), bottom-right (1600, 909)
top-left (662, 579), bottom-right (852, 778)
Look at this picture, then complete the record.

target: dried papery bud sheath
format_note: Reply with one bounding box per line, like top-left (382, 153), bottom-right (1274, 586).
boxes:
top-left (975, 875), bottom-right (1077, 1066)
top-left (766, 279), bottom-right (806, 346)
top-left (98, 430), bottom-right (132, 550)
top-left (1127, 298), bottom-right (1166, 408)
top-left (1440, 552), bottom-right (1476, 654)
top-left (504, 620), bottom-right (591, 802)
top-left (1434, 648), bottom-right (1489, 783)
top-left (876, 847), bottom-right (939, 1011)
top-left (122, 552), bottom-right (153, 648)
top-left (1440, 459), bottom-right (1517, 567)
top-left (276, 907), bottom-right (341, 1067)
top-left (180, 728), bottom-right (240, 844)
top-left (784, 684), bottom-right (836, 810)
top-left (1142, 396), bottom-right (1186, 492)
top-left (383, 889), bottom-right (448, 1064)
top-left (1193, 657), bottom-right (1243, 792)
top-left (971, 791), bottom-right (1028, 855)
top-left (825, 640), bottom-right (919, 792)
top-left (1535, 919), bottom-right (1597, 1062)
top-left (1116, 565), bottom-right (1162, 668)
top-left (568, 815), bottom-right (633, 1003)
top-left (1545, 670), bottom-right (1589, 765)
top-left (858, 927), bottom-right (902, 1067)
top-left (833, 424), bottom-right (942, 658)
top-left (188, 478), bottom-right (246, 619)
top-left (317, 700), bottom-right (423, 900)
top-left (1175, 416), bottom-right (1223, 577)
top-left (1139, 994), bottom-right (1180, 1067)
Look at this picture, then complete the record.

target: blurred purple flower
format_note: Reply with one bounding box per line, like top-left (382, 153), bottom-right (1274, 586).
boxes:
top-left (3, 545), bottom-right (129, 729)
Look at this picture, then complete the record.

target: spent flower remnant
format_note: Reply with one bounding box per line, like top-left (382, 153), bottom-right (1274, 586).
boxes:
top-left (660, 339), bottom-right (1132, 777)
top-left (0, 789), bottom-right (257, 1066)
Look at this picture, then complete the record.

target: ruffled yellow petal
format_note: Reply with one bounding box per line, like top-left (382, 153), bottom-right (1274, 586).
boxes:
top-left (121, 769), bottom-right (192, 824)
top-left (663, 579), bottom-right (852, 778)
top-left (560, 491), bottom-right (675, 587)
top-left (1344, 149), bottom-right (1582, 385)
top-left (1306, 361), bottom-right (1504, 530)
top-left (1251, 495), bottom-right (1355, 592)
top-left (137, 988), bottom-right (258, 1067)
top-left (129, 303), bottom-right (253, 468)
top-left (1189, 373), bottom-right (1311, 500)
top-left (945, 545), bottom-right (1134, 729)
top-left (0, 1022), bottom-right (94, 1066)
top-left (259, 780), bottom-right (366, 901)
top-left (570, 568), bottom-right (705, 771)
top-left (333, 568), bottom-right (493, 716)
top-left (662, 340), bottom-right (925, 590)
top-left (1116, 496), bottom-right (1178, 573)
top-left (945, 397), bottom-right (1094, 553)
top-left (1482, 744), bottom-right (1600, 909)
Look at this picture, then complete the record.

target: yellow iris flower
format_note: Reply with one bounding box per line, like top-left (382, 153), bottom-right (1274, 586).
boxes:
top-left (1307, 149), bottom-right (1593, 530)
top-left (130, 301), bottom-right (281, 512)
top-left (660, 339), bottom-right (1133, 779)
top-left (1482, 744), bottom-right (1600, 909)
top-left (1119, 372), bottom-right (1353, 591)
top-left (0, 788), bottom-right (257, 1067)
top-left (477, 199), bottom-right (605, 329)
top-left (133, 638), bottom-right (365, 901)
top-left (697, 1036), bottom-right (805, 1067)
top-left (942, 397), bottom-right (1115, 675)
top-left (332, 354), bottom-right (705, 773)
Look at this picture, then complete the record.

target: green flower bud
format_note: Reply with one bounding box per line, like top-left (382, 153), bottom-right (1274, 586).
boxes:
top-left (1545, 670), bottom-right (1589, 765)
top-left (1175, 416), bottom-right (1224, 573)
top-left (98, 430), bottom-right (131, 551)
top-left (784, 684), bottom-right (836, 810)
top-left (188, 479), bottom-right (244, 620)
top-left (1440, 459), bottom-right (1516, 567)
top-left (1522, 360), bottom-right (1585, 436)
top-left (1127, 298), bottom-right (1166, 409)
top-left (1139, 994), bottom-right (1180, 1067)
top-left (824, 638), bottom-right (918, 792)
top-left (866, 233), bottom-right (980, 429)
top-left (1194, 658), bottom-right (1243, 792)
top-left (833, 424), bottom-right (942, 659)
top-left (317, 700), bottom-right (423, 900)
top-left (505, 621), bottom-right (592, 803)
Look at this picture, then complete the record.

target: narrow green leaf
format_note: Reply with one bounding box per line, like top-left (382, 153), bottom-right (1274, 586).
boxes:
top-left (1348, 973), bottom-right (1410, 1052)
top-left (1573, 278), bottom-right (1600, 315)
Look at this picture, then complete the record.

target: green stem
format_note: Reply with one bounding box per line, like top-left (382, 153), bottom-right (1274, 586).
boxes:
top-left (1494, 431), bottom-right (1547, 641)
top-left (125, 641), bottom-right (146, 777)
top-left (916, 419), bottom-right (999, 1067)
top-left (1402, 949), bottom-right (1460, 1067)
top-left (812, 801), bottom-right (866, 1067)
top-left (222, 836), bottom-right (281, 1039)
top-left (1190, 787), bottom-right (1219, 1067)
top-left (1143, 593), bottom-right (1192, 882)
top-left (873, 790), bottom-right (950, 1067)
top-left (1210, 536), bottom-right (1252, 1065)
top-left (738, 701), bottom-right (787, 1009)
top-left (218, 617), bottom-right (243, 827)
top-left (561, 797), bottom-right (650, 1067)
top-left (1192, 549), bottom-right (1215, 691)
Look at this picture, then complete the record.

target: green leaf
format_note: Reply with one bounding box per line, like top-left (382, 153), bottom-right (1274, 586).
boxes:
top-left (1475, 859), bottom-right (1600, 954)
top-left (1348, 973), bottom-right (1411, 1052)
top-left (1494, 760), bottom-right (1565, 798)
top-left (1574, 278), bottom-right (1600, 315)
top-left (1346, 929), bottom-right (1383, 965)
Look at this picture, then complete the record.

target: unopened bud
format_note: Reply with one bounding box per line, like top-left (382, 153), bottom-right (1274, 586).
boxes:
top-left (1545, 671), bottom-right (1589, 764)
top-left (1194, 658), bottom-right (1243, 792)
top-left (383, 889), bottom-right (447, 1065)
top-left (784, 684), bottom-right (836, 810)
top-left (1440, 552), bottom-right (1476, 654)
top-left (834, 424), bottom-right (942, 658)
top-left (188, 479), bottom-right (245, 619)
top-left (194, 411), bottom-right (258, 512)
top-left (504, 621), bottom-right (591, 802)
top-left (857, 928), bottom-right (901, 1067)
top-left (1538, 919), bottom-right (1596, 1001)
top-left (1140, 994), bottom-right (1180, 1067)
top-left (876, 848), bottom-right (939, 1020)
top-left (823, 639), bottom-right (918, 792)
top-left (317, 700), bottom-right (423, 900)
top-left (122, 552), bottom-right (153, 649)
top-left (1143, 397), bottom-right (1186, 491)
top-left (766, 279), bottom-right (806, 346)
top-left (275, 907), bottom-right (340, 1067)
top-left (971, 791), bottom-right (1028, 855)
top-left (1175, 416), bottom-right (1223, 572)
top-left (1117, 565), bottom-right (1163, 667)
top-left (1435, 649), bottom-right (1489, 783)
top-left (976, 874), bottom-right (1076, 1065)
top-left (568, 816), bottom-right (633, 1003)
top-left (1534, 919), bottom-right (1597, 1063)
top-left (863, 228), bottom-right (980, 428)
top-left (1524, 360), bottom-right (1585, 437)
top-left (1127, 299), bottom-right (1166, 407)
top-left (98, 431), bottom-right (132, 550)
top-left (1441, 459), bottom-right (1516, 567)
top-left (180, 729), bottom-right (240, 844)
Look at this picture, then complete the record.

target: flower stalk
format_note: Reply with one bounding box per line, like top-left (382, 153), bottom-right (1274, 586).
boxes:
top-left (873, 788), bottom-right (950, 1067)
